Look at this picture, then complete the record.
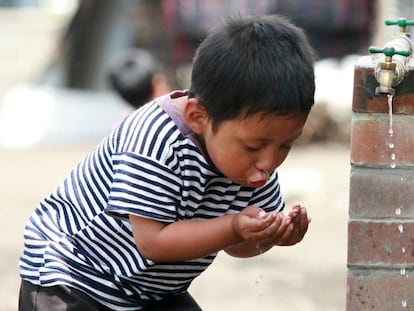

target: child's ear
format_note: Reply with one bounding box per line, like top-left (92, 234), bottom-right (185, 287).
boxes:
top-left (182, 98), bottom-right (209, 134)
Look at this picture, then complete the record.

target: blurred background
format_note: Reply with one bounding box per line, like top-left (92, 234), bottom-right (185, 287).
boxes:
top-left (1, 0), bottom-right (413, 310)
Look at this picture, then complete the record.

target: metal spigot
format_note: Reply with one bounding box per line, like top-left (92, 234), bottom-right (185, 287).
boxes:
top-left (368, 18), bottom-right (414, 96)
top-left (368, 46), bottom-right (411, 95)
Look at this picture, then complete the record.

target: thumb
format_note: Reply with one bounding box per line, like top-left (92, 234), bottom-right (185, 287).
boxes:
top-left (243, 205), bottom-right (266, 218)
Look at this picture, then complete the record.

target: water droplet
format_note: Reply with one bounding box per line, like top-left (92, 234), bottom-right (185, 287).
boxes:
top-left (402, 300), bottom-right (408, 308)
top-left (398, 224), bottom-right (404, 233)
top-left (256, 251), bottom-right (265, 302)
top-left (402, 247), bottom-right (406, 253)
top-left (401, 267), bottom-right (406, 276)
top-left (387, 95), bottom-right (396, 169)
top-left (395, 208), bottom-right (402, 215)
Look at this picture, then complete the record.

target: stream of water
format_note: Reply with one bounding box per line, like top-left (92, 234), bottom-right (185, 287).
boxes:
top-left (388, 94), bottom-right (408, 309)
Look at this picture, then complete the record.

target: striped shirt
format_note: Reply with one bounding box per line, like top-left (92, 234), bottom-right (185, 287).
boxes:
top-left (19, 91), bottom-right (285, 310)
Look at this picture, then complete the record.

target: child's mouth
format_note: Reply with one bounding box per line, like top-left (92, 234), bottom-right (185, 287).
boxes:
top-left (247, 180), bottom-right (267, 188)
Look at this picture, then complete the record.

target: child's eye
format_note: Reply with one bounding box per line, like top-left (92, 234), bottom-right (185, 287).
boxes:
top-left (243, 144), bottom-right (261, 152)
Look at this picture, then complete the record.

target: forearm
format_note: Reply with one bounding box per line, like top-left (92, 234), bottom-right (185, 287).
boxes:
top-left (130, 214), bottom-right (243, 262)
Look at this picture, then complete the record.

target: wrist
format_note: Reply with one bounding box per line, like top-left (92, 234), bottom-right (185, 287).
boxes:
top-left (231, 214), bottom-right (244, 242)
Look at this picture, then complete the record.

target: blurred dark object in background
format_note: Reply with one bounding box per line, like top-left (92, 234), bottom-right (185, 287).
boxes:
top-left (0, 0), bottom-right (375, 148)
top-left (37, 0), bottom-right (376, 91)
top-left (162, 0), bottom-right (375, 66)
top-left (277, 0), bottom-right (375, 59)
top-left (161, 0), bottom-right (279, 68)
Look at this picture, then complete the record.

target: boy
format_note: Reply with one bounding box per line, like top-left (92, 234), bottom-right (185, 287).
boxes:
top-left (19, 14), bottom-right (315, 310)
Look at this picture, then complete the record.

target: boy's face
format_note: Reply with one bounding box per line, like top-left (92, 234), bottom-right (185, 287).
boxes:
top-left (201, 113), bottom-right (307, 188)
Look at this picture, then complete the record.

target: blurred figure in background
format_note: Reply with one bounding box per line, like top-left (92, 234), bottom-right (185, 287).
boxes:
top-left (107, 48), bottom-right (171, 109)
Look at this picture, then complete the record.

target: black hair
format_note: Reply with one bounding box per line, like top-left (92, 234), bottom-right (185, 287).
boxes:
top-left (189, 14), bottom-right (316, 130)
top-left (108, 48), bottom-right (160, 108)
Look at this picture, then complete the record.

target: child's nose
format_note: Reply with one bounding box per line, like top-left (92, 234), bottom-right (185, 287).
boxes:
top-left (255, 151), bottom-right (278, 173)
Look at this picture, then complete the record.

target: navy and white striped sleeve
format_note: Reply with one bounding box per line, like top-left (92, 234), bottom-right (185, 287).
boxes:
top-left (106, 152), bottom-right (182, 223)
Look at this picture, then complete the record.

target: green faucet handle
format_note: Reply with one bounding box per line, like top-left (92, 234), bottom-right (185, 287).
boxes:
top-left (368, 46), bottom-right (411, 58)
top-left (385, 18), bottom-right (414, 32)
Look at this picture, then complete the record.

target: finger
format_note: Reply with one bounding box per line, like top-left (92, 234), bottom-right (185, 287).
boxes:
top-left (290, 204), bottom-right (301, 213)
top-left (264, 215), bottom-right (292, 244)
top-left (298, 207), bottom-right (310, 233)
top-left (232, 212), bottom-right (271, 241)
top-left (248, 213), bottom-right (285, 242)
top-left (254, 216), bottom-right (290, 248)
top-left (277, 223), bottom-right (295, 245)
top-left (287, 210), bottom-right (309, 244)
top-left (249, 212), bottom-right (277, 233)
top-left (265, 213), bottom-right (287, 234)
top-left (287, 205), bottom-right (302, 221)
top-left (258, 210), bottom-right (267, 219)
top-left (289, 207), bottom-right (307, 229)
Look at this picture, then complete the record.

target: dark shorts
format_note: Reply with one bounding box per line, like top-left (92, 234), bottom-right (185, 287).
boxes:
top-left (19, 280), bottom-right (202, 311)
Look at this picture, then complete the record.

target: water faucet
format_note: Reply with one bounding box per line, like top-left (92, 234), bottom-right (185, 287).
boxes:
top-left (369, 18), bottom-right (414, 96)
top-left (368, 46), bottom-right (411, 95)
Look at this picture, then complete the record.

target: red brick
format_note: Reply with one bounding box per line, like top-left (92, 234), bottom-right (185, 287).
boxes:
top-left (350, 113), bottom-right (414, 166)
top-left (347, 269), bottom-right (414, 310)
top-left (353, 67), bottom-right (414, 114)
top-left (348, 60), bottom-right (414, 311)
top-left (348, 220), bottom-right (414, 265)
top-left (349, 167), bottom-right (414, 218)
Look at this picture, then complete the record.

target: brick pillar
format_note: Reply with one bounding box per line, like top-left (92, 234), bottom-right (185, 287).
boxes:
top-left (347, 60), bottom-right (414, 310)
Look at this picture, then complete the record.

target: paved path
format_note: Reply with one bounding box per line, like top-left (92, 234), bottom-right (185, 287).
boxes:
top-left (0, 143), bottom-right (349, 311)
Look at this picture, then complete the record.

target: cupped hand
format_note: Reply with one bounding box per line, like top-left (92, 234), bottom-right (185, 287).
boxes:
top-left (255, 204), bottom-right (311, 249)
top-left (231, 205), bottom-right (277, 242)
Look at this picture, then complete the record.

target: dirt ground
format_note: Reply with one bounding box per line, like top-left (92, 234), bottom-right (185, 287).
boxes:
top-left (0, 142), bottom-right (350, 311)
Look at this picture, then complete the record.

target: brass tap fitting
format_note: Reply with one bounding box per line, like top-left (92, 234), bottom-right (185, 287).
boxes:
top-left (368, 46), bottom-right (411, 95)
